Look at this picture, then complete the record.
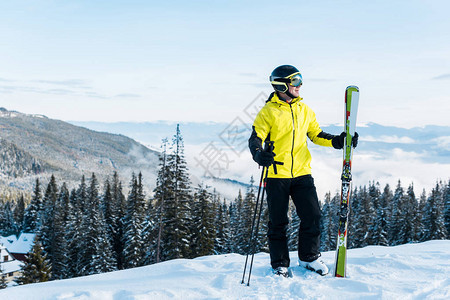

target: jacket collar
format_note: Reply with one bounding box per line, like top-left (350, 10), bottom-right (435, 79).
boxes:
top-left (268, 92), bottom-right (303, 105)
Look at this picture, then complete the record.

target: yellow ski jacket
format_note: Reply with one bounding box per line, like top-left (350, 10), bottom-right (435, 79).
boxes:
top-left (249, 92), bottom-right (335, 178)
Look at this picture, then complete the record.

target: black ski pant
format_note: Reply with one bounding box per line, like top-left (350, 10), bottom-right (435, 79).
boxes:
top-left (265, 175), bottom-right (321, 269)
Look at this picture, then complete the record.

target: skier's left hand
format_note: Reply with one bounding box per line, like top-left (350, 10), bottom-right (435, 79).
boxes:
top-left (332, 132), bottom-right (359, 149)
top-left (352, 132), bottom-right (359, 148)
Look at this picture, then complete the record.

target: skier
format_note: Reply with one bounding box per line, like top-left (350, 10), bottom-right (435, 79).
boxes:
top-left (248, 65), bottom-right (358, 277)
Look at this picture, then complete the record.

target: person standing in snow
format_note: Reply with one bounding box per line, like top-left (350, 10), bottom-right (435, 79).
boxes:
top-left (248, 65), bottom-right (358, 277)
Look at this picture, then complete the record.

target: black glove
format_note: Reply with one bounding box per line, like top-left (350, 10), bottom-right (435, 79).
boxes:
top-left (253, 149), bottom-right (275, 167)
top-left (332, 132), bottom-right (359, 149)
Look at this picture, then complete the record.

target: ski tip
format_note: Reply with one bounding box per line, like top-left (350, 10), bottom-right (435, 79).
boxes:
top-left (346, 85), bottom-right (359, 91)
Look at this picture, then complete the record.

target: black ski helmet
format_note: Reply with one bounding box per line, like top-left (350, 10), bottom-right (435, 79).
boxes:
top-left (269, 65), bottom-right (302, 94)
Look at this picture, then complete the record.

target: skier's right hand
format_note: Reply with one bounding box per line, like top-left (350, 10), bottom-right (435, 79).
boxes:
top-left (253, 149), bottom-right (275, 167)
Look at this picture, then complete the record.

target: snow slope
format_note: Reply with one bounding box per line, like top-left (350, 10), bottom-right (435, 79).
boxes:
top-left (1, 240), bottom-right (449, 300)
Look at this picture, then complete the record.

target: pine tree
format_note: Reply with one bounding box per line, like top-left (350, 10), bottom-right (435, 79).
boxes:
top-left (39, 175), bottom-right (58, 261)
top-left (65, 186), bottom-right (83, 278)
top-left (110, 172), bottom-right (126, 269)
top-left (444, 180), bottom-right (450, 239)
top-left (398, 184), bottom-right (418, 244)
top-left (258, 198), bottom-right (270, 253)
top-left (0, 200), bottom-right (17, 236)
top-left (422, 182), bottom-right (447, 240)
top-left (161, 125), bottom-right (192, 260)
top-left (389, 181), bottom-right (406, 246)
top-left (51, 182), bottom-right (70, 280)
top-left (0, 267), bottom-right (7, 289)
top-left (190, 184), bottom-right (216, 257)
top-left (101, 177), bottom-right (123, 270)
top-left (240, 177), bottom-right (257, 254)
top-left (229, 190), bottom-right (243, 253)
top-left (22, 179), bottom-right (42, 232)
top-left (122, 173), bottom-right (146, 268)
top-left (372, 184), bottom-right (390, 246)
top-left (365, 182), bottom-right (380, 245)
top-left (153, 138), bottom-right (171, 263)
top-left (349, 186), bottom-right (365, 248)
top-left (79, 174), bottom-right (116, 275)
top-left (13, 194), bottom-right (26, 233)
top-left (417, 189), bottom-right (427, 241)
top-left (319, 192), bottom-right (338, 251)
top-left (214, 197), bottom-right (231, 254)
top-left (15, 236), bottom-right (51, 285)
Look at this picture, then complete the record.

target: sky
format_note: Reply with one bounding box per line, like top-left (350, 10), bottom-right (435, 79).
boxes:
top-left (0, 0), bottom-right (449, 127)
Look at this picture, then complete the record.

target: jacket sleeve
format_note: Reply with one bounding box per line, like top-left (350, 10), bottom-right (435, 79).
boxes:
top-left (249, 106), bottom-right (272, 158)
top-left (306, 108), bottom-right (334, 147)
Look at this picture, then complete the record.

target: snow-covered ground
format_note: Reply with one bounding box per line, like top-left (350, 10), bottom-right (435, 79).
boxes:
top-left (1, 240), bottom-right (448, 300)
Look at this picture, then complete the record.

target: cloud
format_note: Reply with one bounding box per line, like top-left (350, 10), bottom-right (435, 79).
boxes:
top-left (246, 83), bottom-right (267, 88)
top-left (431, 136), bottom-right (450, 148)
top-left (239, 73), bottom-right (258, 77)
top-left (115, 93), bottom-right (141, 98)
top-left (32, 79), bottom-right (91, 88)
top-left (432, 74), bottom-right (450, 80)
top-left (362, 135), bottom-right (415, 144)
top-left (0, 78), bottom-right (15, 82)
top-left (308, 78), bottom-right (336, 82)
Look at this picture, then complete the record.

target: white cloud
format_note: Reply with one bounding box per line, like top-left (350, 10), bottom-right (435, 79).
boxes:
top-left (362, 135), bottom-right (415, 144)
top-left (431, 136), bottom-right (450, 149)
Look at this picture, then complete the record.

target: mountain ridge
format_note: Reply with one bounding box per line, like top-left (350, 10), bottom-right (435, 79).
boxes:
top-left (0, 108), bottom-right (159, 196)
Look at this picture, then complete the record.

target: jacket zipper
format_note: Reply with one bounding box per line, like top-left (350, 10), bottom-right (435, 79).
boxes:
top-left (289, 104), bottom-right (295, 178)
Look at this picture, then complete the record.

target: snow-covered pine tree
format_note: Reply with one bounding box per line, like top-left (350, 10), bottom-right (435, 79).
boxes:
top-left (152, 138), bottom-right (171, 263)
top-left (162, 125), bottom-right (192, 260)
top-left (398, 184), bottom-right (418, 244)
top-left (39, 175), bottom-right (58, 261)
top-left (238, 179), bottom-right (257, 255)
top-left (0, 267), bottom-right (6, 289)
top-left (79, 174), bottom-right (116, 275)
top-left (190, 184), bottom-right (216, 257)
top-left (389, 180), bottom-right (406, 246)
top-left (444, 180), bottom-right (450, 239)
top-left (258, 196), bottom-right (269, 254)
top-left (65, 187), bottom-right (83, 278)
top-left (417, 189), bottom-right (427, 241)
top-left (101, 177), bottom-right (123, 271)
top-left (51, 182), bottom-right (70, 280)
top-left (214, 196), bottom-right (231, 254)
top-left (364, 182), bottom-right (379, 246)
top-left (371, 184), bottom-right (390, 246)
top-left (15, 236), bottom-right (51, 285)
top-left (13, 194), bottom-right (25, 233)
top-left (422, 181), bottom-right (447, 241)
top-left (111, 172), bottom-right (126, 269)
top-left (0, 200), bottom-right (17, 235)
top-left (348, 186), bottom-right (364, 248)
top-left (319, 192), bottom-right (338, 251)
top-left (122, 173), bottom-right (146, 268)
top-left (141, 200), bottom-right (157, 265)
top-left (229, 190), bottom-right (243, 253)
top-left (22, 178), bottom-right (42, 232)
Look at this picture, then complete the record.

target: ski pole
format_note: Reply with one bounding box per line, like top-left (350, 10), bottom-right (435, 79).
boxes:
top-left (246, 165), bottom-right (269, 286)
top-left (241, 165), bottom-right (266, 285)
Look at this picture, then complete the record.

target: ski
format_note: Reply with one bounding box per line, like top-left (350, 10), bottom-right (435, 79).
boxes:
top-left (334, 86), bottom-right (359, 278)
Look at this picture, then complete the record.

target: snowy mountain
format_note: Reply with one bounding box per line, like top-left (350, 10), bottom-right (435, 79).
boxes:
top-left (0, 108), bottom-right (159, 195)
top-left (1, 240), bottom-right (448, 299)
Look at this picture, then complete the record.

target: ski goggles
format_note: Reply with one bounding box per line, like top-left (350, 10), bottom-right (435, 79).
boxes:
top-left (271, 73), bottom-right (303, 92)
